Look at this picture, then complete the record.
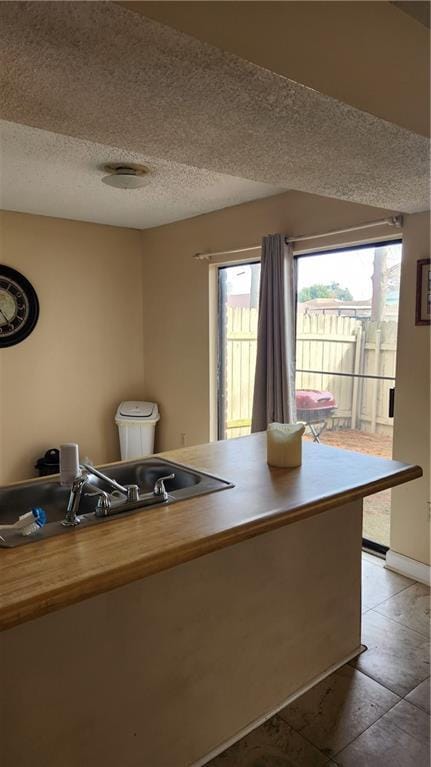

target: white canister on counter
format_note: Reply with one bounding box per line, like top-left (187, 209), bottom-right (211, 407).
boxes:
top-left (267, 423), bottom-right (305, 468)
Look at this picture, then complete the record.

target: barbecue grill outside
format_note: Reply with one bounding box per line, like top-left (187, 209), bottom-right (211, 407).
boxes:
top-left (296, 389), bottom-right (337, 442)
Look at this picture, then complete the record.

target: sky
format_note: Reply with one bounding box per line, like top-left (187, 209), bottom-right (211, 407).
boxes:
top-left (226, 243), bottom-right (402, 301)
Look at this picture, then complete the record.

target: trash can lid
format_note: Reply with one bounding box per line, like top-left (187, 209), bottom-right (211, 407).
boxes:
top-left (116, 401), bottom-right (158, 419)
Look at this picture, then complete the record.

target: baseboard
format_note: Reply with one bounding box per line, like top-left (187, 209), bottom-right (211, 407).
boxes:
top-left (192, 645), bottom-right (364, 767)
top-left (385, 549), bottom-right (431, 586)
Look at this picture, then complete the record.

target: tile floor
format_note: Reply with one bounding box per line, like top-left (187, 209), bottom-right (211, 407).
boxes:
top-left (205, 554), bottom-right (430, 767)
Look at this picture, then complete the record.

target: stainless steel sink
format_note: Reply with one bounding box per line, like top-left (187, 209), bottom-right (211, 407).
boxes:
top-left (0, 458), bottom-right (234, 548)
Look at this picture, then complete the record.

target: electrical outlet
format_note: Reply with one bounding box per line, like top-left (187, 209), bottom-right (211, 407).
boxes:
top-left (180, 433), bottom-right (186, 447)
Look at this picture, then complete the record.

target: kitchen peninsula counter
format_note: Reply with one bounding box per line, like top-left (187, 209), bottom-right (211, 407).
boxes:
top-left (0, 433), bottom-right (422, 767)
top-left (0, 433), bottom-right (421, 631)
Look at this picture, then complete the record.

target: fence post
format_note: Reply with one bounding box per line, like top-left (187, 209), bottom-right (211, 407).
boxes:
top-left (371, 328), bottom-right (382, 433)
top-left (351, 325), bottom-right (363, 429)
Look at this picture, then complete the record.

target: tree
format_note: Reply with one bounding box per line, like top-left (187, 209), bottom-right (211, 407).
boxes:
top-left (371, 247), bottom-right (388, 322)
top-left (298, 282), bottom-right (353, 302)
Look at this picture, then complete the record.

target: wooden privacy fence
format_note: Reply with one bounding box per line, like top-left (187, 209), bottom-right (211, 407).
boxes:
top-left (224, 306), bottom-right (259, 439)
top-left (224, 308), bottom-right (397, 438)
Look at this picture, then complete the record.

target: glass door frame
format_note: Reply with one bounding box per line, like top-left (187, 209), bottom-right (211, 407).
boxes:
top-left (215, 237), bottom-right (402, 556)
top-left (216, 259), bottom-right (261, 441)
top-left (294, 237), bottom-right (402, 556)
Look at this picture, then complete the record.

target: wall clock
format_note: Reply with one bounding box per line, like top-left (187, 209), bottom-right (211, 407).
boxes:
top-left (0, 265), bottom-right (39, 347)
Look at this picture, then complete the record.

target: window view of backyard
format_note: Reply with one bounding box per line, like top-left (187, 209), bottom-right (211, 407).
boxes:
top-left (218, 242), bottom-right (402, 548)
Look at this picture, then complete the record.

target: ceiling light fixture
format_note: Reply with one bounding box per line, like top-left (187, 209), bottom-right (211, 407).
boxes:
top-left (101, 163), bottom-right (149, 189)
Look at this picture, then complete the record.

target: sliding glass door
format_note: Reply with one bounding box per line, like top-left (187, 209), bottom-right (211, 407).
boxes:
top-left (216, 241), bottom-right (402, 551)
top-left (295, 241), bottom-right (402, 550)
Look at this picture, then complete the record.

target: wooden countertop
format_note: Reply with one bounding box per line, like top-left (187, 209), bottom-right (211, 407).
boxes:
top-left (0, 434), bottom-right (422, 631)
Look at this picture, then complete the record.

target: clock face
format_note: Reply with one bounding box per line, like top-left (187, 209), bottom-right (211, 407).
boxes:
top-left (0, 266), bottom-right (39, 347)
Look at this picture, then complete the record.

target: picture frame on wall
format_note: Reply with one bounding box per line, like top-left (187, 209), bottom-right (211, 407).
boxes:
top-left (415, 258), bottom-right (431, 326)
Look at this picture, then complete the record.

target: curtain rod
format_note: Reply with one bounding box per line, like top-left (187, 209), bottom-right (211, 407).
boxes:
top-left (193, 215), bottom-right (403, 261)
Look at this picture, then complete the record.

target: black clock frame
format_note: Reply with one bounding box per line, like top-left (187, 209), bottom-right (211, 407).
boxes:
top-left (0, 265), bottom-right (40, 348)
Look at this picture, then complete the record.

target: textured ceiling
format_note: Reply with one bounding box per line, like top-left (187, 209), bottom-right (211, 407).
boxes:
top-left (119, 1), bottom-right (430, 137)
top-left (0, 1), bottom-right (429, 215)
top-left (0, 120), bottom-right (283, 229)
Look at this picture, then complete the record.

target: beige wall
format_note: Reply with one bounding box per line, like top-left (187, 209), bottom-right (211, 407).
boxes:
top-left (391, 211), bottom-right (430, 566)
top-left (0, 212), bottom-right (145, 483)
top-left (1, 195), bottom-right (428, 567)
top-left (120, 0), bottom-right (430, 137)
top-left (141, 190), bottom-right (399, 452)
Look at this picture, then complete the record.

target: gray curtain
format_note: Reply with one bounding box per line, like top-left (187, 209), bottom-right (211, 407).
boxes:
top-left (251, 234), bottom-right (297, 432)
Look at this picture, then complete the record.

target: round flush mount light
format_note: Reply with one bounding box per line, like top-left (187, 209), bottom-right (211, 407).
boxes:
top-left (101, 163), bottom-right (149, 189)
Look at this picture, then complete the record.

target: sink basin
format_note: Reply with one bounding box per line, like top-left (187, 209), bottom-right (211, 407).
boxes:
top-left (0, 458), bottom-right (233, 548)
top-left (87, 459), bottom-right (202, 496)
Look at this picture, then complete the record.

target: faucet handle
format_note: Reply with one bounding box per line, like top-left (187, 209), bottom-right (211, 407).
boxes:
top-left (125, 484), bottom-right (140, 503)
top-left (153, 474), bottom-right (175, 502)
top-left (84, 488), bottom-right (111, 517)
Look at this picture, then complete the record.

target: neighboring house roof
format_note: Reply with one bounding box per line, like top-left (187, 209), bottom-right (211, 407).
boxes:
top-left (298, 298), bottom-right (371, 310)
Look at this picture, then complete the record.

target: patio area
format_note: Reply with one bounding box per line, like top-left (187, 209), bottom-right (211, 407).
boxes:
top-left (304, 428), bottom-right (392, 546)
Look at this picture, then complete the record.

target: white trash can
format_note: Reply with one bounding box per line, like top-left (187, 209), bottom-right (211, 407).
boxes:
top-left (115, 401), bottom-right (160, 460)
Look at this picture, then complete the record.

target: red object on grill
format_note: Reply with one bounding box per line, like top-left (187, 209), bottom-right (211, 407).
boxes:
top-left (296, 389), bottom-right (336, 411)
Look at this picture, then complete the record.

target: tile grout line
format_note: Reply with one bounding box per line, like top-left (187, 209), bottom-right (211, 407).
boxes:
top-left (329, 689), bottom-right (426, 766)
top-left (372, 605), bottom-right (430, 639)
top-left (330, 693), bottom-right (404, 759)
top-left (367, 606), bottom-right (431, 639)
top-left (279, 666), bottom-right (402, 763)
top-left (401, 697), bottom-right (431, 716)
top-left (295, 574), bottom-right (429, 762)
top-left (278, 672), bottom-right (430, 765)
top-left (373, 580), bottom-right (427, 607)
top-left (379, 702), bottom-right (431, 746)
top-left (401, 680), bottom-right (431, 716)
top-left (348, 660), bottom-right (430, 699)
top-left (361, 581), bottom-right (418, 612)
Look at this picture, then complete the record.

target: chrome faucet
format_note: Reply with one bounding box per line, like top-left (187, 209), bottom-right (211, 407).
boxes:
top-left (80, 463), bottom-right (139, 502)
top-left (62, 472), bottom-right (91, 526)
top-left (62, 469), bottom-right (112, 526)
top-left (62, 465), bottom-right (175, 526)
